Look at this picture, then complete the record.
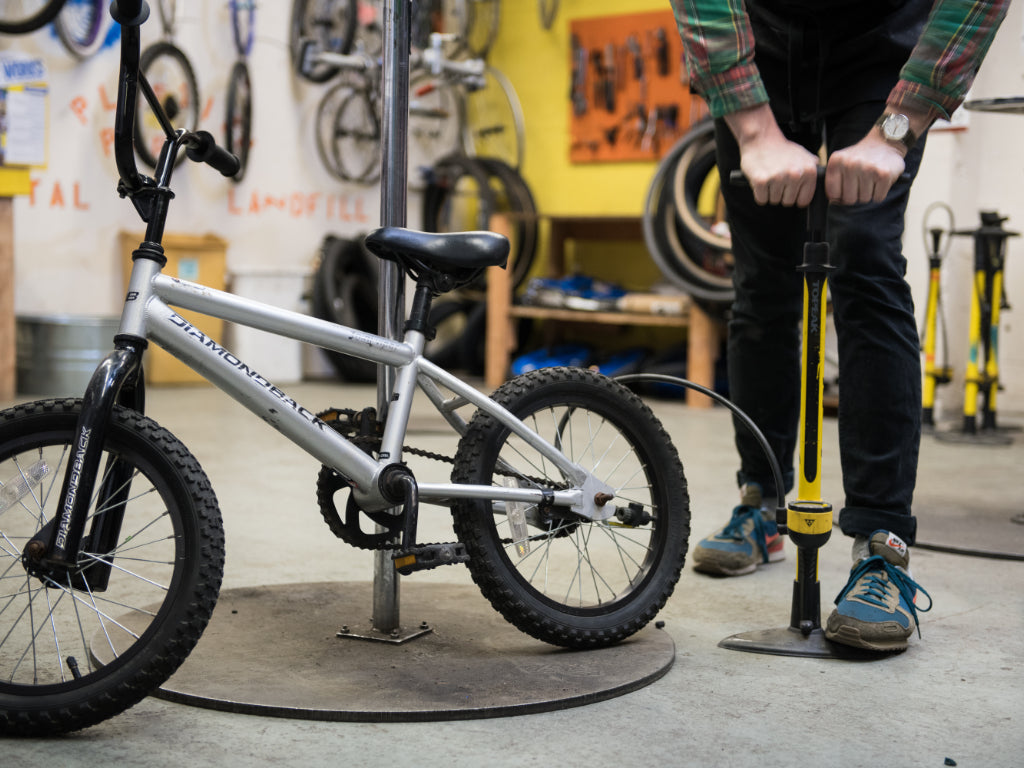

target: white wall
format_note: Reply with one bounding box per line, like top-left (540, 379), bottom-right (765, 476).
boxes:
top-left (6, 3), bottom-right (392, 317)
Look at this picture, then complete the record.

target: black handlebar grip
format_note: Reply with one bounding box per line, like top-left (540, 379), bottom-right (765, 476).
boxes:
top-left (186, 131), bottom-right (242, 178)
top-left (110, 0), bottom-right (150, 26)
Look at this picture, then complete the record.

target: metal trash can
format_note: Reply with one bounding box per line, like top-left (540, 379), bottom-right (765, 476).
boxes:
top-left (16, 314), bottom-right (120, 396)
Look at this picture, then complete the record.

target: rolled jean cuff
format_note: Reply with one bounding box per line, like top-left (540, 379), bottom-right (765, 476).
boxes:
top-left (838, 506), bottom-right (917, 546)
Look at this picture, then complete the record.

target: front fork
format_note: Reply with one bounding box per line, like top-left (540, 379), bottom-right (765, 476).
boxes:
top-left (23, 337), bottom-right (147, 588)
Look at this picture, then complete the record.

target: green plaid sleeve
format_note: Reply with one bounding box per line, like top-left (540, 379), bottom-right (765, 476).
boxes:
top-left (890, 0), bottom-right (1011, 121)
top-left (670, 0), bottom-right (768, 118)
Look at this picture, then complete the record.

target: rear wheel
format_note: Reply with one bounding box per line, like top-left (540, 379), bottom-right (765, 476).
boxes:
top-left (0, 399), bottom-right (224, 736)
top-left (451, 367), bottom-right (690, 648)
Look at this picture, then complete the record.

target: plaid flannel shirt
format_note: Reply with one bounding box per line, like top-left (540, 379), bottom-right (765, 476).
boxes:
top-left (670, 0), bottom-right (1010, 122)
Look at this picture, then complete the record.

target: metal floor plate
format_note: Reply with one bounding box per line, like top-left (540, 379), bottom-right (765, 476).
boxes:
top-left (98, 582), bottom-right (675, 722)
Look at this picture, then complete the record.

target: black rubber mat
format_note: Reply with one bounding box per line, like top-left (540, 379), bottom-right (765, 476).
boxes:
top-left (95, 582), bottom-right (676, 721)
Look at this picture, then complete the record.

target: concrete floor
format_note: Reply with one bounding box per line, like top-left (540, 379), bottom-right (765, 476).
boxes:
top-left (4, 380), bottom-right (1022, 767)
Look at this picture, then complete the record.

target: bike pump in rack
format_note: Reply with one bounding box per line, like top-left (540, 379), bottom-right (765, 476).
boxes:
top-left (935, 212), bottom-right (1018, 446)
top-left (718, 170), bottom-right (873, 659)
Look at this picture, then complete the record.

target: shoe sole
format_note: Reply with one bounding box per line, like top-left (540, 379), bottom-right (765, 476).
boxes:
top-left (692, 545), bottom-right (785, 577)
top-left (824, 622), bottom-right (909, 653)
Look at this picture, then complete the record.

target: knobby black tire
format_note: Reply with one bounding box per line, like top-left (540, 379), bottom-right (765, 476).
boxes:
top-left (0, 399), bottom-right (225, 736)
top-left (451, 367), bottom-right (690, 648)
top-left (0, 0), bottom-right (67, 35)
top-left (311, 235), bottom-right (379, 383)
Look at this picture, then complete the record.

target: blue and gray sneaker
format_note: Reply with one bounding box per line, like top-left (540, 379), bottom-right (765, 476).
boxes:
top-left (825, 531), bottom-right (933, 652)
top-left (692, 484), bottom-right (784, 576)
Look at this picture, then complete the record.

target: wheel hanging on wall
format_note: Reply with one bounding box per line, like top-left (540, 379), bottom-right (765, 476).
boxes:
top-left (224, 59), bottom-right (252, 183)
top-left (0, 0), bottom-right (68, 35)
top-left (311, 235), bottom-right (380, 383)
top-left (422, 152), bottom-right (498, 235)
top-left (289, 0), bottom-right (358, 83)
top-left (453, 0), bottom-right (500, 60)
top-left (156, 0), bottom-right (177, 35)
top-left (331, 86), bottom-right (382, 185)
top-left (408, 70), bottom-right (464, 180)
top-left (477, 157), bottom-right (538, 291)
top-left (230, 0), bottom-right (256, 58)
top-left (538, 0), bottom-right (559, 30)
top-left (460, 65), bottom-right (526, 172)
top-left (134, 40), bottom-right (201, 170)
top-left (313, 75), bottom-right (361, 182)
top-left (55, 0), bottom-right (111, 60)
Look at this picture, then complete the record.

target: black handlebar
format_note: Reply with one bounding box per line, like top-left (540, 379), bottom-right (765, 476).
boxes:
top-left (186, 131), bottom-right (242, 177)
top-left (110, 0), bottom-right (240, 201)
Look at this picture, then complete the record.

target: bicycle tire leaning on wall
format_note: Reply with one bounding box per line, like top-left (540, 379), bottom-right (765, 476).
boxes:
top-left (311, 234), bottom-right (380, 383)
top-left (642, 118), bottom-right (735, 308)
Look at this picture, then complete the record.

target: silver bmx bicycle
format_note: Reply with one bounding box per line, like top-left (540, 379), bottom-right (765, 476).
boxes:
top-left (0, 0), bottom-right (690, 736)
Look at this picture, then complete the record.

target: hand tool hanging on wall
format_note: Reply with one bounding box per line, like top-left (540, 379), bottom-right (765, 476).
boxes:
top-left (654, 27), bottom-right (670, 76)
top-left (570, 34), bottom-right (588, 115)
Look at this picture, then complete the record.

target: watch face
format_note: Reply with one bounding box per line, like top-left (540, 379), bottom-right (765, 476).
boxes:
top-left (883, 113), bottom-right (910, 140)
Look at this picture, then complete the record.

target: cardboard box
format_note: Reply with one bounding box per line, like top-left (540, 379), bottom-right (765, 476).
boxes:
top-left (120, 231), bottom-right (228, 385)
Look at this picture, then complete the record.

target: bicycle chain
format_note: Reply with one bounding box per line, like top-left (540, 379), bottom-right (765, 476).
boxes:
top-left (315, 407), bottom-right (569, 551)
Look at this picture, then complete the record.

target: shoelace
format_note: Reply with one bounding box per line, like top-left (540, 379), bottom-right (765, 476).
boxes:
top-left (721, 506), bottom-right (774, 564)
top-left (835, 554), bottom-right (934, 636)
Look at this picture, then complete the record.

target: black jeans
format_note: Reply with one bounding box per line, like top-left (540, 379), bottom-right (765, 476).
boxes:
top-left (715, 100), bottom-right (923, 545)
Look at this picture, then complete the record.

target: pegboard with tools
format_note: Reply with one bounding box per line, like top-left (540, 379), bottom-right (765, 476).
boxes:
top-left (569, 10), bottom-right (707, 164)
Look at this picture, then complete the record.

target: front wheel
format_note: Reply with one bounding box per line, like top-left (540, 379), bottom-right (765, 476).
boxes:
top-left (451, 367), bottom-right (690, 648)
top-left (0, 399), bottom-right (225, 736)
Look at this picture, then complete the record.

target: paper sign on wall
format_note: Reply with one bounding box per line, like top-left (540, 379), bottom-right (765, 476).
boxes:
top-left (0, 54), bottom-right (48, 169)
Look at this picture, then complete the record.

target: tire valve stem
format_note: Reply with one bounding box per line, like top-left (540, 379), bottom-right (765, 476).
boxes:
top-left (66, 656), bottom-right (82, 680)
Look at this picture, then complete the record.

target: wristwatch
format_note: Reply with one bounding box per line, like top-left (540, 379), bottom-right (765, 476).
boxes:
top-left (875, 113), bottom-right (917, 152)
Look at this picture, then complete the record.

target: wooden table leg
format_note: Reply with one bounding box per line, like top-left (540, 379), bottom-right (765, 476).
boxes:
top-left (485, 214), bottom-right (514, 389)
top-left (0, 199), bottom-right (15, 401)
top-left (686, 302), bottom-right (720, 409)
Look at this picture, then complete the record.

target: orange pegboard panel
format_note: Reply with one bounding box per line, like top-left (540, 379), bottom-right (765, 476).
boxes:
top-left (569, 9), bottom-right (707, 164)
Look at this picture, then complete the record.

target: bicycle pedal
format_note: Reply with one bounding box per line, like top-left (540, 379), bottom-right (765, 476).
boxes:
top-left (393, 542), bottom-right (469, 575)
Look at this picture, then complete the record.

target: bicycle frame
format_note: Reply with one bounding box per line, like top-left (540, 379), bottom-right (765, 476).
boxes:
top-left (121, 260), bottom-right (600, 517)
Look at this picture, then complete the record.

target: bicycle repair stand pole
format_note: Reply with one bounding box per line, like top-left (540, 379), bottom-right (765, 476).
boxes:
top-left (720, 173), bottom-right (866, 659)
top-left (921, 227), bottom-right (953, 430)
top-left (936, 212), bottom-right (1017, 446)
top-left (368, 0), bottom-right (420, 641)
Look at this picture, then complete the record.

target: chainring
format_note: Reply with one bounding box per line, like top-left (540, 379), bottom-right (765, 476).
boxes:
top-left (314, 405), bottom-right (575, 549)
top-left (316, 407), bottom-right (402, 550)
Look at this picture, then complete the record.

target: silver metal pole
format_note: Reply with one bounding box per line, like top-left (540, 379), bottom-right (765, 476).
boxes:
top-left (373, 0), bottom-right (412, 634)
